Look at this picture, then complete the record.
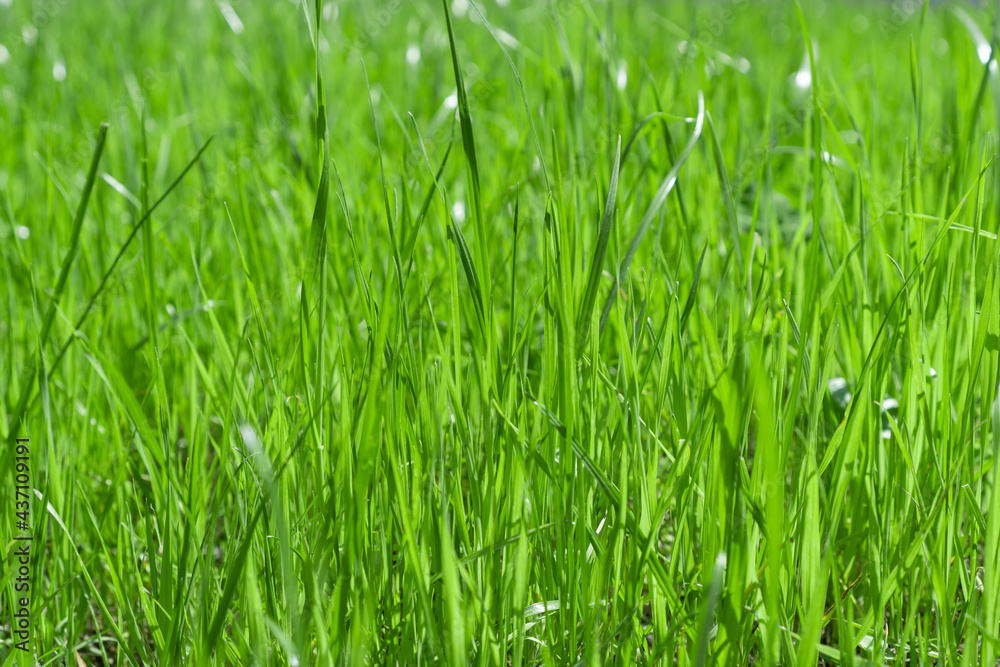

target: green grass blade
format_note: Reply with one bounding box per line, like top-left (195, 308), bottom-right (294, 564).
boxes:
top-left (575, 136), bottom-right (620, 351)
top-left (599, 93), bottom-right (704, 335)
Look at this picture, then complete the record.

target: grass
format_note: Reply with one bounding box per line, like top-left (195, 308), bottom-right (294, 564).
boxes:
top-left (5, 0), bottom-right (1000, 663)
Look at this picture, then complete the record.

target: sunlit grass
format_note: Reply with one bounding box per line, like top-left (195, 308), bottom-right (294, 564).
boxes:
top-left (3, 0), bottom-right (1000, 664)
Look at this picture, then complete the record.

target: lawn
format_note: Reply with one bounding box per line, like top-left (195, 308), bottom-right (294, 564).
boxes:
top-left (3, 0), bottom-right (1000, 664)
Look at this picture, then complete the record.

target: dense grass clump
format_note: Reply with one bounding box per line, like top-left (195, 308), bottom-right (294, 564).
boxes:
top-left (7, 0), bottom-right (1000, 663)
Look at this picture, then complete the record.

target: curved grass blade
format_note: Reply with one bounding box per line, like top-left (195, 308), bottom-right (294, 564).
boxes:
top-left (9, 132), bottom-right (211, 447)
top-left (705, 111), bottom-right (744, 281)
top-left (38, 123), bottom-right (108, 350)
top-left (442, 0), bottom-right (491, 307)
top-left (9, 122), bottom-right (107, 443)
top-left (679, 242), bottom-right (708, 335)
top-left (410, 113), bottom-right (486, 326)
top-left (575, 136), bottom-right (620, 351)
top-left (621, 110), bottom-right (697, 165)
top-left (598, 93), bottom-right (705, 335)
top-left (49, 136), bottom-right (214, 372)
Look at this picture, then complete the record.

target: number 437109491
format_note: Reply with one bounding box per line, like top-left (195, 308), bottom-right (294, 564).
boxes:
top-left (15, 439), bottom-right (30, 532)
